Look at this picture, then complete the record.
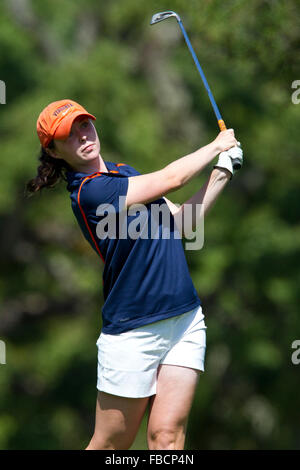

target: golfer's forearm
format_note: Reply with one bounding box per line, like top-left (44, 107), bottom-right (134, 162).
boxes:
top-left (165, 142), bottom-right (219, 188)
top-left (177, 168), bottom-right (230, 232)
top-left (197, 168), bottom-right (230, 215)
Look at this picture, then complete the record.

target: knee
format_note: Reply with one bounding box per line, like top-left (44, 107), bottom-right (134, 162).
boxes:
top-left (147, 427), bottom-right (185, 450)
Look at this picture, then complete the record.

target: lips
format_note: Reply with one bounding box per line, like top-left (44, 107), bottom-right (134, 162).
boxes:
top-left (82, 143), bottom-right (94, 153)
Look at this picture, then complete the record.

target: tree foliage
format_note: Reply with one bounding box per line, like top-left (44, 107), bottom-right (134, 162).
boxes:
top-left (0, 0), bottom-right (299, 449)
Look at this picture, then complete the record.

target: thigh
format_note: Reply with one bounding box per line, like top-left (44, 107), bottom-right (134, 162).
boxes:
top-left (86, 391), bottom-right (149, 450)
top-left (147, 364), bottom-right (200, 449)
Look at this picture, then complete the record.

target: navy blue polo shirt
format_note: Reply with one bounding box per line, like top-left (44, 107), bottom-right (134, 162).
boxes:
top-left (66, 161), bottom-right (201, 334)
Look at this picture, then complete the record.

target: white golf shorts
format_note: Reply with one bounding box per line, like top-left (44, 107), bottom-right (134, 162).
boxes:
top-left (96, 304), bottom-right (207, 398)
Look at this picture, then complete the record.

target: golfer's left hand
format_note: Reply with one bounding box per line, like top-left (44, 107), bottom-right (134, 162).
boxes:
top-left (228, 145), bottom-right (243, 172)
top-left (213, 145), bottom-right (243, 178)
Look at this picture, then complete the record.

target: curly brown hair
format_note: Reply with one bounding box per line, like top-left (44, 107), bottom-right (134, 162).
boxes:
top-left (25, 142), bottom-right (73, 196)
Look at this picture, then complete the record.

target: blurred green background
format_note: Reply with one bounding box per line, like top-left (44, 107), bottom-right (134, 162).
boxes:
top-left (0, 0), bottom-right (299, 450)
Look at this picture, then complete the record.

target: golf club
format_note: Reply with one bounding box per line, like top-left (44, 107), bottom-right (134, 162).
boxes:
top-left (150, 11), bottom-right (242, 170)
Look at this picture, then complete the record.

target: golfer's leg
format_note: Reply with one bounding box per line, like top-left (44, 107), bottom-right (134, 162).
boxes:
top-left (147, 365), bottom-right (200, 450)
top-left (86, 391), bottom-right (149, 450)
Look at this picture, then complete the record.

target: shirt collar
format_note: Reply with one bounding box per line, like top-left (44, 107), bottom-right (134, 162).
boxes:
top-left (66, 161), bottom-right (121, 191)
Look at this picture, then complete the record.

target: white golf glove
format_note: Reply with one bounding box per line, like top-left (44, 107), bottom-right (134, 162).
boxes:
top-left (213, 144), bottom-right (243, 179)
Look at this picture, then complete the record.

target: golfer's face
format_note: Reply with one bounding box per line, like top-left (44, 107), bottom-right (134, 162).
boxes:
top-left (54, 117), bottom-right (100, 167)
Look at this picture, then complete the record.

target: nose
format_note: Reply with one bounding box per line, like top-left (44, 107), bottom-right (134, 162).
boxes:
top-left (76, 128), bottom-right (87, 143)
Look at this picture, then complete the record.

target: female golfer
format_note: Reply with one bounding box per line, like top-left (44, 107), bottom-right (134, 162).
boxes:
top-left (27, 99), bottom-right (242, 450)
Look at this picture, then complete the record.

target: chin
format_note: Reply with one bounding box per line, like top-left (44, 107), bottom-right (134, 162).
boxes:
top-left (82, 148), bottom-right (99, 160)
top-left (91, 148), bottom-right (100, 159)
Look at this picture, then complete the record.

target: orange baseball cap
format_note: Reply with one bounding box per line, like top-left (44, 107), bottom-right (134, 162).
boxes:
top-left (37, 99), bottom-right (96, 147)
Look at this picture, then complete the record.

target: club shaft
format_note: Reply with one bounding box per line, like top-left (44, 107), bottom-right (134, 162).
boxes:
top-left (151, 11), bottom-right (242, 170)
top-left (177, 20), bottom-right (241, 169)
top-left (177, 20), bottom-right (226, 132)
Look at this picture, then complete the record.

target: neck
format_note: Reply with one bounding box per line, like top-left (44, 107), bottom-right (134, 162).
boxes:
top-left (72, 155), bottom-right (108, 174)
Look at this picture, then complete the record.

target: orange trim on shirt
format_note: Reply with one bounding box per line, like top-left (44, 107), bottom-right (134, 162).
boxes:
top-left (77, 173), bottom-right (105, 263)
top-left (116, 163), bottom-right (126, 167)
top-left (109, 170), bottom-right (119, 173)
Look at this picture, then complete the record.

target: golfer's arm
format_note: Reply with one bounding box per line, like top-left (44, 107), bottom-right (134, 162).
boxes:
top-left (173, 168), bottom-right (231, 234)
top-left (166, 142), bottom-right (220, 186)
top-left (125, 142), bottom-right (219, 208)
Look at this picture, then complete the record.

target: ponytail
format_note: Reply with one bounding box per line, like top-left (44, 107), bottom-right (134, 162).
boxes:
top-left (25, 142), bottom-right (72, 196)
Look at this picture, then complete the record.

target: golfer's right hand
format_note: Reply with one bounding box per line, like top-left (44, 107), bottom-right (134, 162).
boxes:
top-left (213, 129), bottom-right (238, 153)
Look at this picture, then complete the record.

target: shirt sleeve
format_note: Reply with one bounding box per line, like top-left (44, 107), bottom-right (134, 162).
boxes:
top-left (122, 164), bottom-right (141, 177)
top-left (79, 174), bottom-right (129, 215)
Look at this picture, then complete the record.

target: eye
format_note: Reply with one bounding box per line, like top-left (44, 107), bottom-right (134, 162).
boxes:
top-left (81, 120), bottom-right (89, 128)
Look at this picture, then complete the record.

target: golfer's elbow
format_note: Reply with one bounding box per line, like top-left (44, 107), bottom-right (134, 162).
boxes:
top-left (164, 167), bottom-right (185, 192)
top-left (172, 175), bottom-right (184, 192)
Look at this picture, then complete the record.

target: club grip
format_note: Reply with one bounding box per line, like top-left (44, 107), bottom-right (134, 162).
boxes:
top-left (218, 119), bottom-right (227, 132)
top-left (218, 119), bottom-right (242, 170)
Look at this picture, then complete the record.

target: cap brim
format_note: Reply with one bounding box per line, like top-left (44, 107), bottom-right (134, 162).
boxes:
top-left (53, 112), bottom-right (96, 141)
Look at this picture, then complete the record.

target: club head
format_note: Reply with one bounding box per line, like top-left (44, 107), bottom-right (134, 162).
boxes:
top-left (150, 11), bottom-right (181, 25)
